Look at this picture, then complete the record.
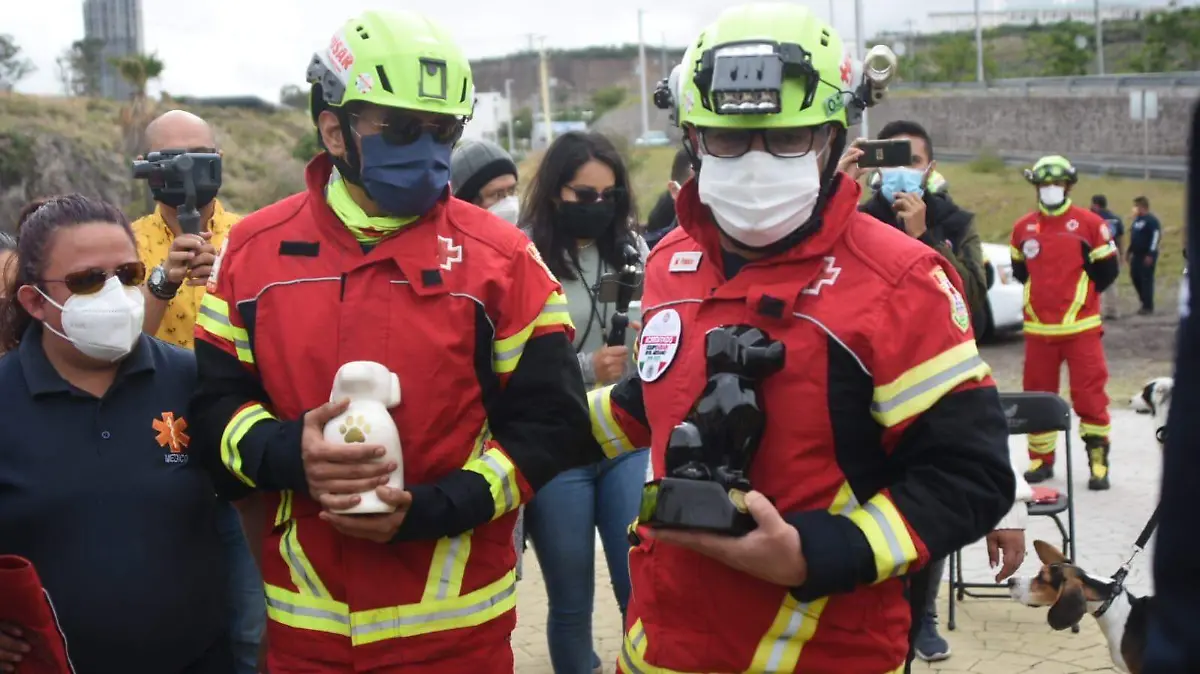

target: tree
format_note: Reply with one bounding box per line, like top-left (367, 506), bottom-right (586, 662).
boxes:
top-left (112, 52), bottom-right (166, 211)
top-left (293, 132), bottom-right (322, 162)
top-left (927, 35), bottom-right (976, 82)
top-left (590, 86), bottom-right (627, 117)
top-left (56, 38), bottom-right (104, 97)
top-left (0, 34), bottom-right (35, 90)
top-left (1129, 7), bottom-right (1200, 72)
top-left (280, 84), bottom-right (308, 110)
top-left (512, 106), bottom-right (533, 141)
top-left (1031, 21), bottom-right (1092, 76)
top-left (111, 52), bottom-right (165, 101)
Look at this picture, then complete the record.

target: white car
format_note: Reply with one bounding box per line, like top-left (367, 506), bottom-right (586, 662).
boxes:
top-left (980, 242), bottom-right (1025, 340)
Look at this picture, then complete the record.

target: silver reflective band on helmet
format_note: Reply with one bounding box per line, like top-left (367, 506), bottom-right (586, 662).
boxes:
top-left (697, 40), bottom-right (819, 116)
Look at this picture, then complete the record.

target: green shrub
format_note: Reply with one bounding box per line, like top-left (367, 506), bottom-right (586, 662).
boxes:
top-left (967, 148), bottom-right (1007, 174)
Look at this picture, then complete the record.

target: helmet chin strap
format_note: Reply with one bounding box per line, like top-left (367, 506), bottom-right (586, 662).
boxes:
top-left (716, 125), bottom-right (849, 258)
top-left (311, 85), bottom-right (365, 187)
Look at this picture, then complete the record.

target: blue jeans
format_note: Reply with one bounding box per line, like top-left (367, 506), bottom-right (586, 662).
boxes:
top-left (525, 449), bottom-right (649, 674)
top-left (215, 500), bottom-right (266, 674)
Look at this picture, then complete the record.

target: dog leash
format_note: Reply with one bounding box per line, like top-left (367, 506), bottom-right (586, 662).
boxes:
top-left (1094, 502), bottom-right (1161, 618)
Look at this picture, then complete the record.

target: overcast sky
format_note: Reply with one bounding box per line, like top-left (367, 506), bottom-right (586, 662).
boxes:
top-left (3, 0), bottom-right (1136, 102)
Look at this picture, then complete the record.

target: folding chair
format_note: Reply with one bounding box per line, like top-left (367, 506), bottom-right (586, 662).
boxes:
top-left (947, 391), bottom-right (1077, 632)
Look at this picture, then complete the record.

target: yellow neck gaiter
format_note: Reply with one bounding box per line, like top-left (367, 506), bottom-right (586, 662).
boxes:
top-left (325, 169), bottom-right (417, 244)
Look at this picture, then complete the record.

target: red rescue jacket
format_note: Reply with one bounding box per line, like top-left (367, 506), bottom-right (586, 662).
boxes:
top-left (1009, 202), bottom-right (1119, 339)
top-left (590, 176), bottom-right (1014, 673)
top-left (191, 155), bottom-right (596, 672)
top-left (0, 556), bottom-right (74, 674)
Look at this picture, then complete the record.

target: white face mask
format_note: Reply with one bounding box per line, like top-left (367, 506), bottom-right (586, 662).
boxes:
top-left (1039, 185), bottom-right (1066, 208)
top-left (488, 195), bottom-right (520, 225)
top-left (36, 276), bottom-right (145, 362)
top-left (697, 150), bottom-right (822, 249)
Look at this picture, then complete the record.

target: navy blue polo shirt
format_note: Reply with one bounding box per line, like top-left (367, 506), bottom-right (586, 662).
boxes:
top-left (0, 326), bottom-right (226, 673)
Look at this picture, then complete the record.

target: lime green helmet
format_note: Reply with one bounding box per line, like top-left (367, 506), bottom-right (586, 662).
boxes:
top-left (677, 3), bottom-right (877, 130)
top-left (306, 10), bottom-right (475, 120)
top-left (1025, 155), bottom-right (1078, 185)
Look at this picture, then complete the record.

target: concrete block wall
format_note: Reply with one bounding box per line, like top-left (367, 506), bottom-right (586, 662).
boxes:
top-left (867, 91), bottom-right (1196, 157)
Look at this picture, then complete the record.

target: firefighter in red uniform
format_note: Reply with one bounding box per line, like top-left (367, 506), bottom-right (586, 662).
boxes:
top-left (585, 6), bottom-right (1015, 673)
top-left (1009, 155), bottom-right (1120, 490)
top-left (189, 10), bottom-right (599, 673)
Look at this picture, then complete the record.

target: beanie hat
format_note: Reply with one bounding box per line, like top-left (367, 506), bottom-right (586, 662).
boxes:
top-left (450, 139), bottom-right (518, 204)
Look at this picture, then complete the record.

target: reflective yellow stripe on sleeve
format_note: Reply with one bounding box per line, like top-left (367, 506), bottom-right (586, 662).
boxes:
top-left (588, 386), bottom-right (635, 458)
top-left (847, 492), bottom-right (921, 582)
top-left (1010, 244), bottom-right (1024, 262)
top-left (220, 403), bottom-right (276, 487)
top-left (196, 294), bottom-right (255, 364)
top-left (493, 292), bottom-right (574, 375)
top-left (463, 447), bottom-right (521, 519)
top-left (1089, 241), bottom-right (1118, 261)
top-left (871, 341), bottom-right (991, 428)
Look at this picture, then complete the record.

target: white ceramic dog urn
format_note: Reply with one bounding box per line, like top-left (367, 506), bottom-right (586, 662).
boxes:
top-left (323, 361), bottom-right (403, 515)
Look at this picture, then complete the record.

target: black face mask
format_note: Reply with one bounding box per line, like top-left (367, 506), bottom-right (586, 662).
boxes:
top-left (555, 200), bottom-right (616, 240)
top-left (153, 187), bottom-right (219, 210)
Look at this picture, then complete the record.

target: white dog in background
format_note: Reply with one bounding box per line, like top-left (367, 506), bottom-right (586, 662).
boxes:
top-left (1129, 377), bottom-right (1174, 448)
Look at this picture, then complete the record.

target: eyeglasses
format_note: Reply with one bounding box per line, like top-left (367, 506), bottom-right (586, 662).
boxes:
top-left (479, 184), bottom-right (518, 205)
top-left (350, 111), bottom-right (465, 146)
top-left (40, 261), bottom-right (146, 295)
top-left (698, 125), bottom-right (830, 159)
top-left (564, 185), bottom-right (626, 204)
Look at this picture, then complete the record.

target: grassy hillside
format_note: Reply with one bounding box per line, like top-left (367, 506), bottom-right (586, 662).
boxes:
top-left (521, 146), bottom-right (1187, 279)
top-left (0, 94), bottom-right (312, 219)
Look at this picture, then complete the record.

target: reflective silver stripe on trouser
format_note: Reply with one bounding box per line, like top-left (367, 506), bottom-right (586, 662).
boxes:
top-left (283, 521), bottom-right (324, 597)
top-left (265, 595), bottom-right (350, 626)
top-left (621, 626), bottom-right (648, 674)
top-left (478, 451), bottom-right (516, 513)
top-left (870, 355), bottom-right (986, 418)
top-left (863, 501), bottom-right (907, 578)
top-left (349, 579), bottom-right (518, 640)
top-left (431, 536), bottom-right (467, 601)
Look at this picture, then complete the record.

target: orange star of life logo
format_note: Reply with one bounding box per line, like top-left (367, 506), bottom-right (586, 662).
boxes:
top-left (153, 411), bottom-right (191, 453)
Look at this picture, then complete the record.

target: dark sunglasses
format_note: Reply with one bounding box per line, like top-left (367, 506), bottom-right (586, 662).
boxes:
top-left (565, 185), bottom-right (626, 204)
top-left (351, 111), bottom-right (465, 146)
top-left (41, 261), bottom-right (146, 295)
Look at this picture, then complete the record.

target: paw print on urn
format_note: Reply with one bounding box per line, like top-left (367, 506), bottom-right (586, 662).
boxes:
top-left (338, 415), bottom-right (371, 443)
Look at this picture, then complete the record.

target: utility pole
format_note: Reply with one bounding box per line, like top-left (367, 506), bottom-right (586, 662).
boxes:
top-left (853, 0), bottom-right (868, 136)
top-left (538, 38), bottom-right (554, 148)
top-left (974, 0), bottom-right (985, 83)
top-left (828, 0), bottom-right (835, 25)
top-left (661, 32), bottom-right (668, 79)
top-left (637, 9), bottom-right (650, 140)
top-left (1094, 0), bottom-right (1106, 75)
top-left (504, 78), bottom-right (515, 152)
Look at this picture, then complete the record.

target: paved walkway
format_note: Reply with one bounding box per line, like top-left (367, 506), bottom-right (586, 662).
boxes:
top-left (511, 408), bottom-right (1161, 673)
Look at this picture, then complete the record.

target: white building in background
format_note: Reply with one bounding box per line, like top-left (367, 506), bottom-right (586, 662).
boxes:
top-left (83, 0), bottom-right (144, 100)
top-left (461, 91), bottom-right (512, 145)
top-left (926, 1), bottom-right (1167, 33)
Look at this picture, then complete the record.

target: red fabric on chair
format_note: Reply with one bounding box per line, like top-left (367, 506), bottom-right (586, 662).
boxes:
top-left (1031, 486), bottom-right (1062, 505)
top-left (0, 555), bottom-right (74, 673)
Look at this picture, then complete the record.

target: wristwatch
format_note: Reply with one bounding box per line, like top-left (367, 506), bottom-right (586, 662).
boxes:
top-left (147, 264), bottom-right (182, 300)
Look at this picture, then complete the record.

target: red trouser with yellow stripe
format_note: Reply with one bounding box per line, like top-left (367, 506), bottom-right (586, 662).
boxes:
top-left (1023, 330), bottom-right (1111, 466)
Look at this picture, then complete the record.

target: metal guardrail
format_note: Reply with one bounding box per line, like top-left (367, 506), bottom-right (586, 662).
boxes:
top-left (892, 72), bottom-right (1200, 91)
top-left (938, 149), bottom-right (1188, 182)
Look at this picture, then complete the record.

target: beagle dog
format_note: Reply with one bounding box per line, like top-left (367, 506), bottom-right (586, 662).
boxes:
top-left (1009, 540), bottom-right (1151, 674)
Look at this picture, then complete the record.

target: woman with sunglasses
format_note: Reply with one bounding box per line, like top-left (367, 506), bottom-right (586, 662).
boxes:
top-left (0, 195), bottom-right (230, 673)
top-left (520, 131), bottom-right (650, 674)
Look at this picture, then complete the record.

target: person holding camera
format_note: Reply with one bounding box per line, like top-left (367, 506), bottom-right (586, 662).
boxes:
top-left (190, 10), bottom-right (603, 673)
top-left (586, 6), bottom-right (1014, 673)
top-left (130, 109), bottom-right (265, 674)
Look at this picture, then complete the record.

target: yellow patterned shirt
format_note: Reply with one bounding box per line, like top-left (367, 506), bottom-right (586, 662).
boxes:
top-left (132, 200), bottom-right (240, 349)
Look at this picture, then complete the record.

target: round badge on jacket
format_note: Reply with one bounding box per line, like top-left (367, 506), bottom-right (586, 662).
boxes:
top-left (1022, 239), bottom-right (1041, 260)
top-left (638, 309), bottom-right (682, 382)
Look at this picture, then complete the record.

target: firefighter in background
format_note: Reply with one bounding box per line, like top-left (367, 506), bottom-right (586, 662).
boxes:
top-left (189, 10), bottom-right (600, 673)
top-left (587, 5), bottom-right (1015, 672)
top-left (1009, 155), bottom-right (1120, 490)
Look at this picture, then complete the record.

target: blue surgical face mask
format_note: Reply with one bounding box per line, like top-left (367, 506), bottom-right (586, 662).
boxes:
top-left (879, 167), bottom-right (926, 204)
top-left (359, 132), bottom-right (453, 218)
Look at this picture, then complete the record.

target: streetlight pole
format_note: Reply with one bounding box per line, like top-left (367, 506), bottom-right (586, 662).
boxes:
top-left (538, 38), bottom-right (553, 147)
top-left (637, 9), bottom-right (650, 140)
top-left (1094, 0), bottom-right (1106, 75)
top-left (504, 78), bottom-right (515, 152)
top-left (828, 0), bottom-right (835, 25)
top-left (853, 0), bottom-right (868, 136)
top-left (974, 0), bottom-right (985, 83)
